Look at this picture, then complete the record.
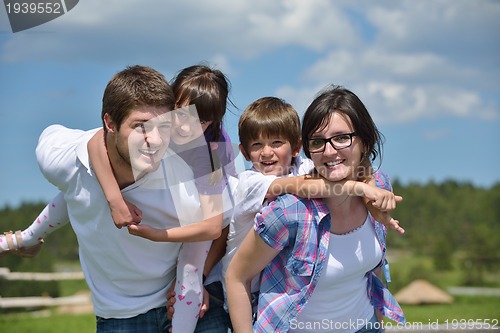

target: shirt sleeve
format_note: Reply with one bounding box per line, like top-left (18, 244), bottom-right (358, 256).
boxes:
top-left (296, 156), bottom-right (315, 175)
top-left (254, 197), bottom-right (290, 252)
top-left (35, 125), bottom-right (87, 192)
top-left (373, 170), bottom-right (392, 191)
top-left (234, 170), bottom-right (276, 214)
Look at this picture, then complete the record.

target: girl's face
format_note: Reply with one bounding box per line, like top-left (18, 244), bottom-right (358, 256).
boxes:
top-left (171, 104), bottom-right (212, 145)
top-left (309, 112), bottom-right (364, 182)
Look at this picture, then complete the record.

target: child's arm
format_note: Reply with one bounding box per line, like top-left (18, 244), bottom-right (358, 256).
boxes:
top-left (267, 175), bottom-right (399, 208)
top-left (266, 174), bottom-right (404, 233)
top-left (204, 225), bottom-right (230, 277)
top-left (87, 129), bottom-right (142, 229)
top-left (127, 193), bottom-right (224, 242)
top-left (363, 176), bottom-right (404, 234)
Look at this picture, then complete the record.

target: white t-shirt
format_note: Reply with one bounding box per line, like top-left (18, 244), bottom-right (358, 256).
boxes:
top-left (36, 125), bottom-right (203, 318)
top-left (221, 156), bottom-right (314, 293)
top-left (292, 217), bottom-right (382, 333)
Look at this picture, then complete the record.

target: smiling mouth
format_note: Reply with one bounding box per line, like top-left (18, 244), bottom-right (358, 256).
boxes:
top-left (139, 148), bottom-right (160, 158)
top-left (261, 161), bottom-right (277, 166)
top-left (325, 160), bottom-right (343, 167)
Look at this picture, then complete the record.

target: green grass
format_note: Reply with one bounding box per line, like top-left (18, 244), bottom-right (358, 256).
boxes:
top-left (384, 252), bottom-right (500, 328)
top-left (387, 250), bottom-right (500, 292)
top-left (2, 255), bottom-right (498, 332)
top-left (0, 311), bottom-right (96, 333)
top-left (1, 296), bottom-right (498, 333)
top-left (400, 296), bottom-right (500, 323)
top-left (57, 279), bottom-right (89, 297)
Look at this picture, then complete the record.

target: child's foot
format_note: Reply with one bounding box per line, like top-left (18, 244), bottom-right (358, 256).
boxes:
top-left (0, 231), bottom-right (44, 258)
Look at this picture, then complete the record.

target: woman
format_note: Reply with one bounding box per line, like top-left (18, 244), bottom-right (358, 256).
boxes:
top-left (226, 86), bottom-right (405, 333)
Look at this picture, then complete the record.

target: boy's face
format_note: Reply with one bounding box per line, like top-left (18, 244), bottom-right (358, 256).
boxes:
top-left (240, 136), bottom-right (300, 177)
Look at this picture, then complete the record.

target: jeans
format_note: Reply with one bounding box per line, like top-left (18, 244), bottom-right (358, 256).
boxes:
top-left (195, 281), bottom-right (233, 333)
top-left (96, 306), bottom-right (171, 333)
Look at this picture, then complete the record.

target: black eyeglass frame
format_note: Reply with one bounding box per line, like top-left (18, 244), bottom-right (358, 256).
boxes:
top-left (308, 132), bottom-right (357, 153)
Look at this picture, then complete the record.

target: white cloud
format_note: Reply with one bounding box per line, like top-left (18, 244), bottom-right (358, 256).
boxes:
top-left (1, 0), bottom-right (498, 124)
top-left (0, 0), bottom-right (360, 64)
top-left (274, 0), bottom-right (500, 124)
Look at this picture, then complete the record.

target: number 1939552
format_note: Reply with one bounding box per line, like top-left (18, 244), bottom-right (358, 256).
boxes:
top-left (5, 2), bottom-right (62, 14)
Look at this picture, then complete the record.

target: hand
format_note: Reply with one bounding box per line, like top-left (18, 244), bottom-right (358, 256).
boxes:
top-left (362, 185), bottom-right (402, 211)
top-left (127, 224), bottom-right (164, 241)
top-left (166, 280), bottom-right (176, 321)
top-left (109, 199), bottom-right (142, 229)
top-left (365, 201), bottom-right (405, 234)
top-left (165, 286), bottom-right (210, 326)
top-left (199, 286), bottom-right (210, 319)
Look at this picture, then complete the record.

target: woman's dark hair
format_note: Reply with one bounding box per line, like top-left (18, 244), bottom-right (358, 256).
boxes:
top-left (302, 85), bottom-right (384, 166)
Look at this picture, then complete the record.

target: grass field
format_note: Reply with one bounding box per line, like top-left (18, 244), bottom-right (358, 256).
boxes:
top-left (1, 296), bottom-right (498, 332)
top-left (1, 253), bottom-right (498, 332)
top-left (0, 311), bottom-right (96, 333)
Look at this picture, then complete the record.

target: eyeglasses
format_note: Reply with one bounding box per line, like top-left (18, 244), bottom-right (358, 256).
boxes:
top-left (308, 132), bottom-right (357, 153)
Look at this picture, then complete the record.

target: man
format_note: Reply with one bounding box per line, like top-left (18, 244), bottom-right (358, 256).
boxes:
top-left (36, 65), bottom-right (193, 332)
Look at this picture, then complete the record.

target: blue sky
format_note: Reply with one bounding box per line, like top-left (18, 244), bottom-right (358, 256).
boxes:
top-left (0, 0), bottom-right (499, 207)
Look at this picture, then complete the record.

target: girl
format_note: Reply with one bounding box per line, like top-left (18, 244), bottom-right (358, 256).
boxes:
top-left (226, 86), bottom-right (406, 333)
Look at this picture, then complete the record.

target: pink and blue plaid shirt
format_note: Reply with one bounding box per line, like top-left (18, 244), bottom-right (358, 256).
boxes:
top-left (253, 171), bottom-right (405, 333)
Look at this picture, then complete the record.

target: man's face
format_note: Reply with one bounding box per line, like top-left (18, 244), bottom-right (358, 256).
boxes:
top-left (114, 106), bottom-right (172, 179)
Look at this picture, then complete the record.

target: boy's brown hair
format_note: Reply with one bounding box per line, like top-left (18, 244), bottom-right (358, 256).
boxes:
top-left (238, 97), bottom-right (301, 155)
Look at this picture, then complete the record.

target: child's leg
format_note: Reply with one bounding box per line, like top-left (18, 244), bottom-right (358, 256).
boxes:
top-left (22, 192), bottom-right (69, 245)
top-left (172, 240), bottom-right (212, 333)
top-left (0, 192), bottom-right (69, 251)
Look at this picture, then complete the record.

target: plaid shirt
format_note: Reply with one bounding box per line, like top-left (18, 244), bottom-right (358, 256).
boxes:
top-left (253, 171), bottom-right (405, 333)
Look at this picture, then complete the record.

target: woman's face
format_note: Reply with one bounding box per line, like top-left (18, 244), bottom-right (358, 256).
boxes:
top-left (171, 104), bottom-right (212, 145)
top-left (309, 112), bottom-right (364, 182)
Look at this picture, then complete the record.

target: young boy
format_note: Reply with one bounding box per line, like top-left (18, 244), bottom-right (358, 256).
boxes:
top-left (220, 97), bottom-right (403, 306)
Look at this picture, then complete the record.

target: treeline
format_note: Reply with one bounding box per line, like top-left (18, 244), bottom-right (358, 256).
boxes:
top-left (0, 180), bottom-right (499, 295)
top-left (0, 202), bottom-right (79, 299)
top-left (389, 179), bottom-right (500, 285)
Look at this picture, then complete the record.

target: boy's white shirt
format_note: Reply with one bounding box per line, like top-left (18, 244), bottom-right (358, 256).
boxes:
top-left (221, 155), bottom-right (314, 293)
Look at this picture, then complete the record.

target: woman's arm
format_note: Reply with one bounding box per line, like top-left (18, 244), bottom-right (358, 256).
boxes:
top-left (226, 229), bottom-right (280, 333)
top-left (87, 129), bottom-right (142, 228)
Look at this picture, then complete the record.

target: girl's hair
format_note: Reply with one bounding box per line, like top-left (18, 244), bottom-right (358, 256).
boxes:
top-left (171, 64), bottom-right (231, 141)
top-left (302, 85), bottom-right (384, 166)
top-left (239, 97), bottom-right (301, 155)
top-left (102, 65), bottom-right (174, 133)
